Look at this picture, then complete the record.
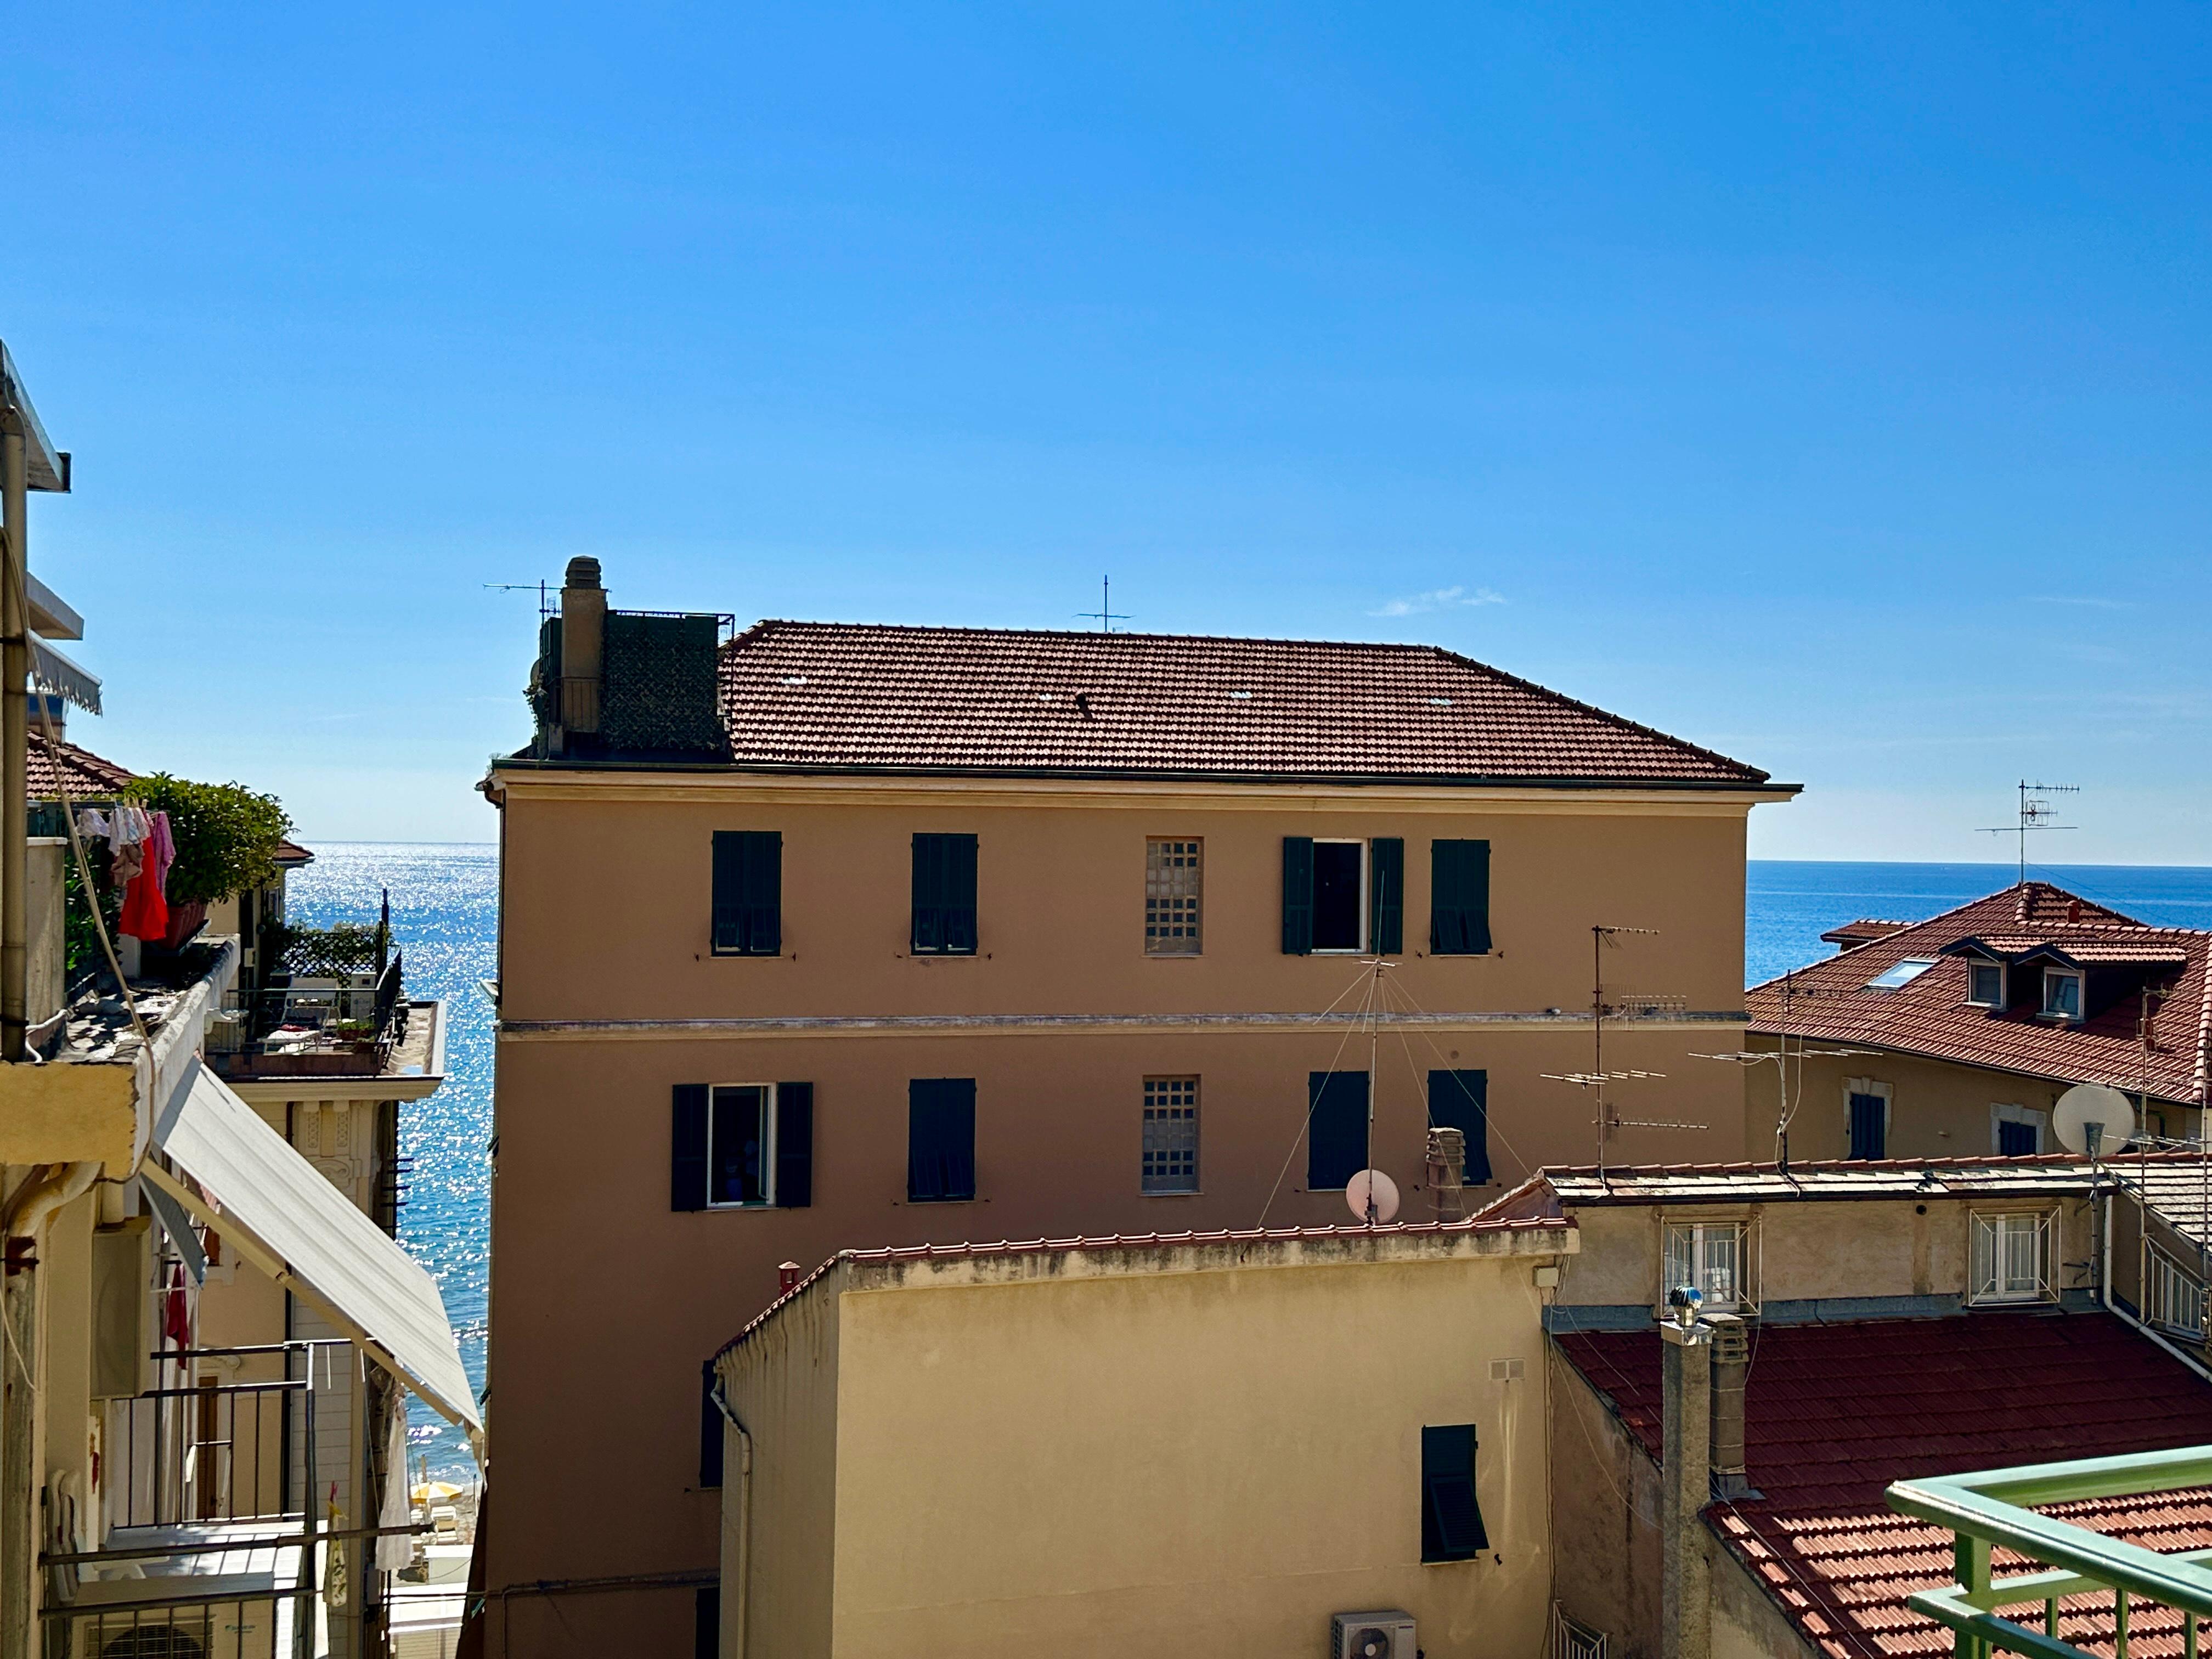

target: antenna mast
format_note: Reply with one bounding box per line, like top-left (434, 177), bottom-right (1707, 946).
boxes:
top-left (1075, 575), bottom-right (1131, 634)
top-left (1978, 780), bottom-right (2078, 885)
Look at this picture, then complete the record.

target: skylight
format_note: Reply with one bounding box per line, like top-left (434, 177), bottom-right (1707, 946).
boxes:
top-left (1866, 958), bottom-right (1936, 990)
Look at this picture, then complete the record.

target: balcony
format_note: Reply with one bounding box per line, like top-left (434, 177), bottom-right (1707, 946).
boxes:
top-left (205, 955), bottom-right (444, 1096)
top-left (1888, 1445), bottom-right (2212, 1659)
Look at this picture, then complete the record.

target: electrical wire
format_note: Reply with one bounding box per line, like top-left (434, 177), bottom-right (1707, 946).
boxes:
top-left (1254, 958), bottom-right (1391, 1227)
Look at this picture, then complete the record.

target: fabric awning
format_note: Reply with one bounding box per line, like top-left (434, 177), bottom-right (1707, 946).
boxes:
top-left (144, 1058), bottom-right (482, 1443)
top-left (30, 635), bottom-right (101, 715)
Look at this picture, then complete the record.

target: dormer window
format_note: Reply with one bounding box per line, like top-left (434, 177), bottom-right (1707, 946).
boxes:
top-left (1967, 963), bottom-right (2006, 1008)
top-left (1866, 958), bottom-right (1935, 990)
top-left (2041, 969), bottom-right (2084, 1020)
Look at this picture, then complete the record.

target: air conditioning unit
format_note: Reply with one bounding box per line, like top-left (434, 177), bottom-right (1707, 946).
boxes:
top-left (1331, 1609), bottom-right (1417, 1659)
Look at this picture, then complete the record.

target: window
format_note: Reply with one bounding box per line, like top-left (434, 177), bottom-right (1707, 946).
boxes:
top-left (1282, 838), bottom-right (1404, 955)
top-left (1430, 840), bottom-right (1492, 955)
top-left (712, 831), bottom-right (782, 956)
top-left (1145, 840), bottom-right (1203, 955)
top-left (1142, 1077), bottom-right (1199, 1193)
top-left (1866, 958), bottom-right (1936, 990)
top-left (1421, 1424), bottom-right (1488, 1562)
top-left (1845, 1079), bottom-right (1890, 1160)
top-left (1307, 1071), bottom-right (1370, 1190)
top-left (1991, 1102), bottom-right (2049, 1157)
top-left (669, 1083), bottom-right (812, 1212)
top-left (1427, 1071), bottom-right (1492, 1186)
top-left (1662, 1221), bottom-right (1747, 1312)
top-left (911, 834), bottom-right (978, 956)
top-left (908, 1078), bottom-right (977, 1201)
top-left (1967, 962), bottom-right (2006, 1007)
top-left (2042, 969), bottom-right (2083, 1020)
top-left (1970, 1211), bottom-right (2054, 1304)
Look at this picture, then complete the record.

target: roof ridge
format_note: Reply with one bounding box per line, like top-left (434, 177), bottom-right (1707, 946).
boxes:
top-left (732, 617), bottom-right (1510, 655)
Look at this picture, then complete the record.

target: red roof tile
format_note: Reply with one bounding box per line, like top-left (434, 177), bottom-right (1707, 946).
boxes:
top-left (1821, 920), bottom-right (1915, 949)
top-left (714, 620), bottom-right (1780, 787)
top-left (27, 738), bottom-right (134, 800)
top-left (1747, 883), bottom-right (2212, 1107)
top-left (1556, 1313), bottom-right (2212, 1659)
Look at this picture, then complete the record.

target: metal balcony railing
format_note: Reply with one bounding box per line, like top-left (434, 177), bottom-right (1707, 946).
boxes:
top-left (1887, 1445), bottom-right (2212, 1659)
top-left (2145, 1242), bottom-right (2209, 1341)
top-left (205, 955), bottom-right (407, 1077)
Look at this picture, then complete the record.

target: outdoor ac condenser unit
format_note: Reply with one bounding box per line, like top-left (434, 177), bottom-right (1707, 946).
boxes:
top-left (1330, 1609), bottom-right (1417, 1659)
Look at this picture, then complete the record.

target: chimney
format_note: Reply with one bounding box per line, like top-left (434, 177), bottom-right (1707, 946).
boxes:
top-left (777, 1261), bottom-right (802, 1296)
top-left (560, 556), bottom-right (606, 737)
top-left (1661, 1306), bottom-right (1713, 1659)
top-left (1426, 1126), bottom-right (1468, 1222)
top-left (1706, 1313), bottom-right (1753, 1499)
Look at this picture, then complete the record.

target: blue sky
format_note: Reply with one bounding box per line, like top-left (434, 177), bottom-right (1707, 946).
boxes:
top-left (3, 5), bottom-right (2207, 856)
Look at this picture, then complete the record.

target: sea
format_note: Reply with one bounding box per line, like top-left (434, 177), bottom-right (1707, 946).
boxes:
top-left (286, 845), bottom-right (2212, 1476)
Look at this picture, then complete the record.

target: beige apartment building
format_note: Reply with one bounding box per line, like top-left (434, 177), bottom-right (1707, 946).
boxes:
top-left (478, 559), bottom-right (1794, 1655)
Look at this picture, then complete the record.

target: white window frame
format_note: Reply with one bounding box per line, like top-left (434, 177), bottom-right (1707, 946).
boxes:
top-left (1310, 838), bottom-right (1369, 955)
top-left (1141, 1076), bottom-right (1200, 1194)
top-left (708, 1082), bottom-right (779, 1209)
top-left (1968, 1209), bottom-right (2057, 1305)
top-left (1865, 957), bottom-right (1937, 990)
top-left (1843, 1078), bottom-right (1892, 1159)
top-left (1660, 1218), bottom-right (1754, 1314)
top-left (1990, 1102), bottom-right (2049, 1155)
top-left (1144, 838), bottom-right (1204, 957)
top-left (2041, 968), bottom-right (2084, 1021)
top-left (1966, 961), bottom-right (2007, 1008)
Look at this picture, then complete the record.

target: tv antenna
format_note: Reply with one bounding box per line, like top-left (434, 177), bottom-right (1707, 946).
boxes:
top-left (1075, 575), bottom-right (1130, 634)
top-left (1542, 926), bottom-right (1705, 1177)
top-left (1979, 780), bottom-right (2078, 885)
top-left (486, 580), bottom-right (555, 620)
top-left (1696, 1023), bottom-right (1877, 1172)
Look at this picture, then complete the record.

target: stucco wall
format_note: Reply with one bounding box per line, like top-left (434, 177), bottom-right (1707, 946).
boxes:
top-left (729, 1240), bottom-right (1564, 1658)
top-left (1549, 1343), bottom-right (1662, 1659)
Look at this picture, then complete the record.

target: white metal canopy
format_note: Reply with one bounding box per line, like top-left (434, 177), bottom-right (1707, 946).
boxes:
top-left (144, 1058), bottom-right (482, 1443)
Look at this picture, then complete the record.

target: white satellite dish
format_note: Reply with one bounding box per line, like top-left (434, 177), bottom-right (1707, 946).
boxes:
top-left (1346, 1169), bottom-right (1401, 1224)
top-left (2053, 1085), bottom-right (2135, 1158)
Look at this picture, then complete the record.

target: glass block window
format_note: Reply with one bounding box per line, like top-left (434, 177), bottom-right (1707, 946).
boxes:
top-left (1146, 839), bottom-right (1203, 955)
top-left (1142, 1077), bottom-right (1200, 1193)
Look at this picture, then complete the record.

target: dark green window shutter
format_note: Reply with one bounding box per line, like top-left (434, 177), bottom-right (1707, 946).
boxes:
top-left (908, 1078), bottom-right (977, 1201)
top-left (698, 1363), bottom-right (723, 1488)
top-left (712, 831), bottom-right (782, 955)
top-left (1282, 837), bottom-right (1314, 955)
top-left (1427, 1070), bottom-right (1492, 1186)
top-left (1370, 838), bottom-right (1404, 955)
top-left (671, 1085), bottom-right (709, 1211)
top-left (1429, 839), bottom-right (1492, 955)
top-left (1306, 1071), bottom-right (1369, 1190)
top-left (1421, 1424), bottom-right (1488, 1561)
top-left (776, 1082), bottom-right (814, 1207)
top-left (912, 834), bottom-right (979, 955)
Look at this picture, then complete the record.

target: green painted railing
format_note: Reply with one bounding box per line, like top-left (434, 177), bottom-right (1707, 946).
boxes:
top-left (1887, 1446), bottom-right (2212, 1659)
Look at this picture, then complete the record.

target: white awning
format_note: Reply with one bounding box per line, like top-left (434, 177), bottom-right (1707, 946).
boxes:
top-left (144, 1059), bottom-right (482, 1444)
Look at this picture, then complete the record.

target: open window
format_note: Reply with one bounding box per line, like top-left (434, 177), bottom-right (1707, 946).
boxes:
top-left (1844, 1078), bottom-right (1891, 1160)
top-left (1969, 1210), bottom-right (2056, 1305)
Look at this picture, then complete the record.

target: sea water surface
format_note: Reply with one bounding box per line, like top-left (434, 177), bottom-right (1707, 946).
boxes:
top-left (287, 845), bottom-right (2212, 1475)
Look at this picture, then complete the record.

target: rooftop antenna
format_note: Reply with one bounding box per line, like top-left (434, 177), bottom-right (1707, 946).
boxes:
top-left (1543, 926), bottom-right (1705, 1178)
top-left (486, 580), bottom-right (555, 620)
top-left (1075, 575), bottom-right (1130, 634)
top-left (1978, 780), bottom-right (2079, 885)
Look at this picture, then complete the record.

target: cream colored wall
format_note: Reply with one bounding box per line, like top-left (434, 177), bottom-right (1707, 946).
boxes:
top-left (1552, 1197), bottom-right (2094, 1309)
top-left (499, 785), bottom-right (1755, 1024)
top-left (808, 1247), bottom-right (1560, 1659)
top-left (41, 1192), bottom-right (98, 1549)
top-left (1548, 1345), bottom-right (1662, 1659)
top-left (718, 1266), bottom-right (842, 1659)
top-left (1742, 1045), bottom-right (2197, 1163)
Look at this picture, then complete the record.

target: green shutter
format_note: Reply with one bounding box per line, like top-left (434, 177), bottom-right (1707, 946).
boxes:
top-left (1370, 838), bottom-right (1404, 955)
top-left (1421, 1424), bottom-right (1488, 1560)
top-left (713, 832), bottom-right (781, 955)
top-left (908, 1078), bottom-right (977, 1201)
top-left (944, 834), bottom-right (978, 954)
top-left (712, 833), bottom-right (743, 953)
top-left (912, 834), bottom-right (977, 955)
top-left (671, 1085), bottom-right (709, 1211)
top-left (1282, 837), bottom-right (1314, 955)
top-left (1430, 840), bottom-right (1492, 955)
top-left (776, 1082), bottom-right (814, 1207)
top-left (1306, 1071), bottom-right (1369, 1190)
top-left (911, 835), bottom-right (944, 952)
top-left (1427, 1069), bottom-right (1491, 1186)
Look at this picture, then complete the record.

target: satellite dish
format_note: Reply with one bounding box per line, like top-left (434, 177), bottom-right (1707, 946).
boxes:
top-left (1346, 1169), bottom-right (1401, 1224)
top-left (2053, 1085), bottom-right (2135, 1157)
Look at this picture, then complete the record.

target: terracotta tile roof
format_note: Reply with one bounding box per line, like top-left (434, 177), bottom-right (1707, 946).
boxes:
top-left (1821, 920), bottom-right (1914, 950)
top-left (1555, 1313), bottom-right (2212, 1659)
top-left (273, 840), bottom-right (314, 866)
top-left (1747, 883), bottom-right (2212, 1107)
top-left (714, 620), bottom-right (1780, 788)
top-left (27, 738), bottom-right (134, 800)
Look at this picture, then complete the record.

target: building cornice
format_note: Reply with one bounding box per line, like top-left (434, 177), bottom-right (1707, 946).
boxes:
top-left (500, 1008), bottom-right (1747, 1042)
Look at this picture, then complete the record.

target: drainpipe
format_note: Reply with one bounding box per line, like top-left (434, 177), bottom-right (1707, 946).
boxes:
top-left (1, 428), bottom-right (26, 1064)
top-left (709, 1376), bottom-right (752, 1659)
top-left (1661, 1314), bottom-right (1713, 1659)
